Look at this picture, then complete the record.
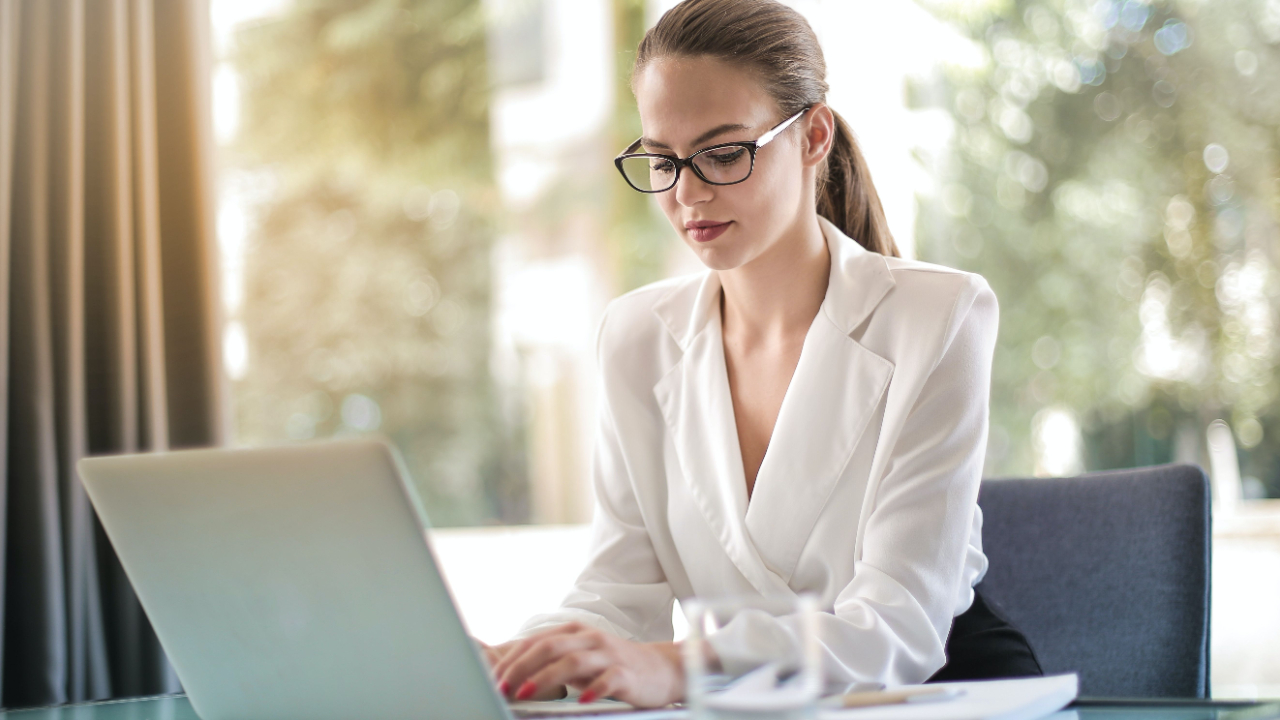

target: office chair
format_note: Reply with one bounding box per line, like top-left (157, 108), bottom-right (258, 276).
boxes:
top-left (976, 464), bottom-right (1211, 698)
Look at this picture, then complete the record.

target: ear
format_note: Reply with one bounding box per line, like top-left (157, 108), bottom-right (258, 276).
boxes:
top-left (800, 103), bottom-right (835, 169)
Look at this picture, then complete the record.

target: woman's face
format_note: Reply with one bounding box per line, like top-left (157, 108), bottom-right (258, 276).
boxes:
top-left (632, 56), bottom-right (823, 272)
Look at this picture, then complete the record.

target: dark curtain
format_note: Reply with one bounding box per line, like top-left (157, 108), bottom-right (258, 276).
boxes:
top-left (0, 0), bottom-right (226, 708)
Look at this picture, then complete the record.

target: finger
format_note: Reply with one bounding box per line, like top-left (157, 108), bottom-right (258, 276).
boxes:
top-left (578, 666), bottom-right (625, 705)
top-left (483, 646), bottom-right (504, 672)
top-left (519, 650), bottom-right (611, 701)
top-left (518, 681), bottom-right (568, 701)
top-left (494, 620), bottom-right (588, 676)
top-left (500, 632), bottom-right (599, 698)
top-left (492, 624), bottom-right (583, 680)
top-left (489, 640), bottom-right (522, 668)
top-left (494, 628), bottom-right (582, 683)
top-left (503, 634), bottom-right (596, 694)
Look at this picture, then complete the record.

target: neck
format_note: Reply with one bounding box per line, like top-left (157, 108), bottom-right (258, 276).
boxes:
top-left (718, 213), bottom-right (830, 344)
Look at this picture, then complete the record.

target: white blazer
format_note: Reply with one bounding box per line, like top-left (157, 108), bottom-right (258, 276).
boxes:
top-left (518, 217), bottom-right (998, 686)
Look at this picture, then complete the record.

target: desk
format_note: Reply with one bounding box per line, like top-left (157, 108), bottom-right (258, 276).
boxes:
top-left (0, 696), bottom-right (1277, 720)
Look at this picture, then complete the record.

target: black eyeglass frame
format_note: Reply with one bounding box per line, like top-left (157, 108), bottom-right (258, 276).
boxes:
top-left (613, 107), bottom-right (810, 194)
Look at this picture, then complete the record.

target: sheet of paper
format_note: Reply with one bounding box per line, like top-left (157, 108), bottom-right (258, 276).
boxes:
top-left (509, 673), bottom-right (1075, 720)
top-left (509, 698), bottom-right (687, 719)
top-left (818, 674), bottom-right (1078, 720)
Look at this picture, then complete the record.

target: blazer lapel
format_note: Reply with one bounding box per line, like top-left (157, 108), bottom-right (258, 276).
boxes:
top-left (743, 314), bottom-right (893, 582)
top-left (744, 219), bottom-right (897, 583)
top-left (652, 274), bottom-right (793, 597)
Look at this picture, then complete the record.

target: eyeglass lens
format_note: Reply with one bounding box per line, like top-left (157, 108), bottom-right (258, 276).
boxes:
top-left (618, 146), bottom-right (753, 192)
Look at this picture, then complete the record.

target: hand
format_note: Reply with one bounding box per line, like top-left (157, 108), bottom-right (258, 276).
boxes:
top-left (491, 622), bottom-right (684, 708)
top-left (478, 639), bottom-right (516, 670)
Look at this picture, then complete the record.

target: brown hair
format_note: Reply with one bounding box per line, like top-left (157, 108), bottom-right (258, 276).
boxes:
top-left (633, 0), bottom-right (899, 257)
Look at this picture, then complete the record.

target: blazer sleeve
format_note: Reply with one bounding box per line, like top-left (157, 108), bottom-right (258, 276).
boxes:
top-left (514, 306), bottom-right (676, 642)
top-left (709, 275), bottom-right (999, 686)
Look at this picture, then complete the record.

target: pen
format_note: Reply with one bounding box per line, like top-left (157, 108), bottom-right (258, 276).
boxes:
top-left (823, 686), bottom-right (965, 708)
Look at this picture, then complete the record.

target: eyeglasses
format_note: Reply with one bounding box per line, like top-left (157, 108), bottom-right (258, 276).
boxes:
top-left (614, 108), bottom-right (810, 193)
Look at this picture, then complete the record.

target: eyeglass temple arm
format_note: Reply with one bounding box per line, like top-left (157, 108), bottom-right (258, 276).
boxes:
top-left (755, 108), bottom-right (810, 149)
top-left (617, 106), bottom-right (808, 158)
top-left (617, 138), bottom-right (644, 159)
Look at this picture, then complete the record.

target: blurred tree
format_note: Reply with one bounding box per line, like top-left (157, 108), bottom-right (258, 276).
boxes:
top-left (229, 0), bottom-right (527, 525)
top-left (610, 0), bottom-right (671, 291)
top-left (914, 0), bottom-right (1280, 492)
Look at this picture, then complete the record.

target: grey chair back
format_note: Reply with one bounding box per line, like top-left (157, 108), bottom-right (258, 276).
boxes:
top-left (976, 464), bottom-right (1211, 698)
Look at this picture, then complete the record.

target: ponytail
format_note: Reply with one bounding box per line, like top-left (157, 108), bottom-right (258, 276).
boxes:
top-left (818, 111), bottom-right (899, 257)
top-left (635, 0), bottom-right (899, 257)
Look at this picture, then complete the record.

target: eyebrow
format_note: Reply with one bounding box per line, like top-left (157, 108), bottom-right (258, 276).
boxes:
top-left (640, 122), bottom-right (752, 152)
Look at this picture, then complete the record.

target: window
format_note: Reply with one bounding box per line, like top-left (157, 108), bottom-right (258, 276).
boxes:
top-left (212, 0), bottom-right (1280, 695)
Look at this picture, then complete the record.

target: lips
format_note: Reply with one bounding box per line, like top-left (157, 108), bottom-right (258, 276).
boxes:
top-left (685, 220), bottom-right (732, 243)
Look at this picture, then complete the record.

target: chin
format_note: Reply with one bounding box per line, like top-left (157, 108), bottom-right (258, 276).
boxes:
top-left (690, 242), bottom-right (751, 272)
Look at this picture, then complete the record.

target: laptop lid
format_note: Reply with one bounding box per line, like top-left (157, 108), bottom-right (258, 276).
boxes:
top-left (78, 438), bottom-right (512, 720)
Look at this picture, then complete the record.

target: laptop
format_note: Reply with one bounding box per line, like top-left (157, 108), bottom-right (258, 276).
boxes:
top-left (78, 438), bottom-right (515, 720)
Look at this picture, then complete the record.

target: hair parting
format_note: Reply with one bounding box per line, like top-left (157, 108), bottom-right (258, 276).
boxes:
top-left (633, 0), bottom-right (899, 257)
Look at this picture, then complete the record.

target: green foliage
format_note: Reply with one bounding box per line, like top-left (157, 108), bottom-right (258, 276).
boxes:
top-left (230, 0), bottom-right (525, 525)
top-left (233, 0), bottom-right (492, 178)
top-left (610, 0), bottom-right (671, 292)
top-left (914, 0), bottom-right (1280, 488)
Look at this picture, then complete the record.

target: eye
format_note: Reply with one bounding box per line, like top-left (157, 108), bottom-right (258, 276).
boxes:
top-left (649, 158), bottom-right (676, 174)
top-left (706, 147), bottom-right (747, 165)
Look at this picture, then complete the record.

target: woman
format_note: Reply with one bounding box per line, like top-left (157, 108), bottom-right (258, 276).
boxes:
top-left (487, 0), bottom-right (1041, 707)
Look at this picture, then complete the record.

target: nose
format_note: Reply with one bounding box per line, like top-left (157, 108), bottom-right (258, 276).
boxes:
top-left (673, 166), bottom-right (713, 208)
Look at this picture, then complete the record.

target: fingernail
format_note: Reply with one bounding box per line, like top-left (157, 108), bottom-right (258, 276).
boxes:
top-left (516, 681), bottom-right (536, 700)
top-left (579, 690), bottom-right (597, 704)
top-left (498, 681), bottom-right (509, 696)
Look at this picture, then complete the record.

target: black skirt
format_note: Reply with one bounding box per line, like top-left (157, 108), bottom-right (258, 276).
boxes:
top-left (926, 586), bottom-right (1044, 682)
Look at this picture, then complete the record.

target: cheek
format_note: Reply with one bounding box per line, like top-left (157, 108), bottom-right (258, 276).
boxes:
top-left (759, 149), bottom-right (806, 205)
top-left (733, 161), bottom-right (800, 230)
top-left (656, 193), bottom-right (682, 227)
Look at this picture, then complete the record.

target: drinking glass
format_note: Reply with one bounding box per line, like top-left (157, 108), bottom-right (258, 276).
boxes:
top-left (682, 595), bottom-right (822, 720)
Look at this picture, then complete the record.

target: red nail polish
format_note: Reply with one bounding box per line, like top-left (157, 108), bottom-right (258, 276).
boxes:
top-left (579, 690), bottom-right (597, 704)
top-left (498, 681), bottom-right (509, 695)
top-left (516, 681), bottom-right (536, 700)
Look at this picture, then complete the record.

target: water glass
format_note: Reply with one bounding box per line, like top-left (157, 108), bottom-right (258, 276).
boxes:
top-left (682, 594), bottom-right (822, 720)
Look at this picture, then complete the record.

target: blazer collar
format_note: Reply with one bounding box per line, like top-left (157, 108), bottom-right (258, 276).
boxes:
top-left (817, 216), bottom-right (896, 336)
top-left (651, 217), bottom-right (896, 349)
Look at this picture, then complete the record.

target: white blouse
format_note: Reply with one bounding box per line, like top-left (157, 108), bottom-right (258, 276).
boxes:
top-left (518, 217), bottom-right (998, 686)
